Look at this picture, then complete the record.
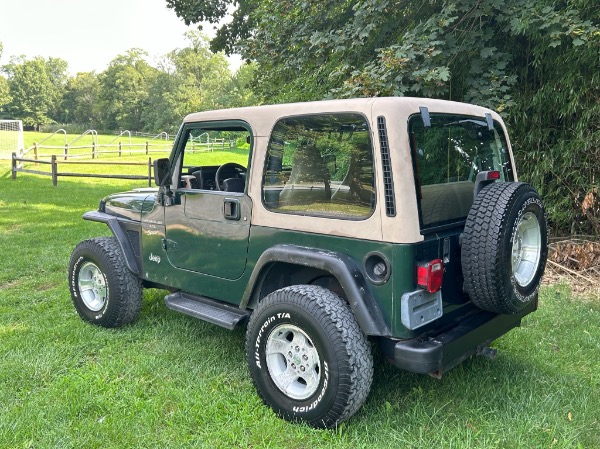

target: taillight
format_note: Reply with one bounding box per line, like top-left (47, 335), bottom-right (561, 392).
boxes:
top-left (417, 259), bottom-right (444, 293)
top-left (486, 170), bottom-right (500, 180)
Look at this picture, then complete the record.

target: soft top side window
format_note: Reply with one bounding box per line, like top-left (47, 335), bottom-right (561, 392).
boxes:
top-left (262, 113), bottom-right (376, 220)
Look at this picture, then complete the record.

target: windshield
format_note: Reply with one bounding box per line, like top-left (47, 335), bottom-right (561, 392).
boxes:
top-left (408, 113), bottom-right (514, 230)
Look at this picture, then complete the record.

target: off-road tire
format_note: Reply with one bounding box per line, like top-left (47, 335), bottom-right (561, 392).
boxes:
top-left (462, 182), bottom-right (548, 314)
top-left (246, 285), bottom-right (373, 428)
top-left (68, 237), bottom-right (142, 327)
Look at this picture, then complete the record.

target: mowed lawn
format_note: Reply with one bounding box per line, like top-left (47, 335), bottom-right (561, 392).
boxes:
top-left (0, 159), bottom-right (599, 449)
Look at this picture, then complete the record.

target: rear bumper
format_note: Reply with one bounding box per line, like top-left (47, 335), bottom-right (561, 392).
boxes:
top-left (382, 300), bottom-right (536, 375)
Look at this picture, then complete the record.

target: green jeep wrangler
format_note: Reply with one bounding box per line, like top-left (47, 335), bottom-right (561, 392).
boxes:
top-left (68, 97), bottom-right (548, 428)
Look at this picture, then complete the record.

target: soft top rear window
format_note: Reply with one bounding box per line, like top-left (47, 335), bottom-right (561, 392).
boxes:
top-left (409, 113), bottom-right (514, 230)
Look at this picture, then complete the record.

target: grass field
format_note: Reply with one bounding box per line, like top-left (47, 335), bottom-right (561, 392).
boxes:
top-left (7, 132), bottom-right (249, 184)
top-left (22, 130), bottom-right (173, 163)
top-left (1, 158), bottom-right (599, 449)
top-left (21, 130), bottom-right (169, 148)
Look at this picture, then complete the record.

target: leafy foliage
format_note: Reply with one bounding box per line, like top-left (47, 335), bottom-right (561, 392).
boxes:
top-left (1, 56), bottom-right (68, 128)
top-left (0, 76), bottom-right (10, 115)
top-left (0, 43), bottom-right (11, 113)
top-left (62, 72), bottom-right (101, 126)
top-left (0, 32), bottom-right (257, 134)
top-left (165, 0), bottom-right (257, 55)
top-left (98, 49), bottom-right (158, 131)
top-left (143, 32), bottom-right (257, 131)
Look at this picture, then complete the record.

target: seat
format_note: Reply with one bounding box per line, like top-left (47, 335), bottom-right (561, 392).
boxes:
top-left (221, 177), bottom-right (245, 193)
top-left (279, 143), bottom-right (330, 206)
top-left (192, 169), bottom-right (217, 190)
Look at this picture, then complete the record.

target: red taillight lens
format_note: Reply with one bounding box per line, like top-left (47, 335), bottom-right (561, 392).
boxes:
top-left (486, 170), bottom-right (500, 180)
top-left (417, 259), bottom-right (444, 293)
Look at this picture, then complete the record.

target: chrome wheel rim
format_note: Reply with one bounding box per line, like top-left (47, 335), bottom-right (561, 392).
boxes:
top-left (265, 324), bottom-right (321, 400)
top-left (77, 262), bottom-right (107, 312)
top-left (511, 212), bottom-right (542, 287)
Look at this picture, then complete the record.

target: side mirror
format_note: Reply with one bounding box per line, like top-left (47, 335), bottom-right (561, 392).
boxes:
top-left (153, 158), bottom-right (171, 186)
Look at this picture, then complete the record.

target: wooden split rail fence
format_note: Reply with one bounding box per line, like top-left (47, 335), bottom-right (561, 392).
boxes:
top-left (12, 153), bottom-right (154, 187)
top-left (11, 138), bottom-right (232, 186)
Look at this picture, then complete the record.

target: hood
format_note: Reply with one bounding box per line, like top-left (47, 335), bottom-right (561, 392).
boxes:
top-left (101, 187), bottom-right (159, 222)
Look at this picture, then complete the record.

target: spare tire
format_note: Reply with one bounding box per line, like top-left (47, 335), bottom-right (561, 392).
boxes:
top-left (462, 182), bottom-right (548, 314)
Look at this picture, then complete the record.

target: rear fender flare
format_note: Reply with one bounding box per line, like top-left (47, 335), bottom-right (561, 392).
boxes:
top-left (241, 244), bottom-right (390, 337)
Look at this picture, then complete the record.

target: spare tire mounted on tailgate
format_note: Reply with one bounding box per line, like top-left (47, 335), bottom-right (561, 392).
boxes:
top-left (462, 182), bottom-right (548, 314)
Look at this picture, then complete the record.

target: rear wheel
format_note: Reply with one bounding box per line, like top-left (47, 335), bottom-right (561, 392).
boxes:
top-left (462, 182), bottom-right (548, 314)
top-left (246, 285), bottom-right (373, 428)
top-left (68, 237), bottom-right (142, 327)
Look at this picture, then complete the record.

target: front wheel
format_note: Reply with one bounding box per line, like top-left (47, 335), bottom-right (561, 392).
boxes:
top-left (245, 285), bottom-right (373, 428)
top-left (68, 237), bottom-right (142, 327)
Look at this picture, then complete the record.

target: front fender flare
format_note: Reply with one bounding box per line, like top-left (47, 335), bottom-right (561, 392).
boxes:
top-left (83, 211), bottom-right (140, 276)
top-left (241, 244), bottom-right (391, 337)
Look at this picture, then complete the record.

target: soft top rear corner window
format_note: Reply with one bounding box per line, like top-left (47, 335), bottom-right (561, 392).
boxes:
top-left (408, 113), bottom-right (514, 230)
top-left (262, 113), bottom-right (376, 220)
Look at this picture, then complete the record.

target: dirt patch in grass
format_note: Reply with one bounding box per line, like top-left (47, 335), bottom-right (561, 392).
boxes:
top-left (37, 283), bottom-right (56, 292)
top-left (544, 237), bottom-right (600, 300)
top-left (0, 222), bottom-right (22, 234)
top-left (0, 279), bottom-right (23, 290)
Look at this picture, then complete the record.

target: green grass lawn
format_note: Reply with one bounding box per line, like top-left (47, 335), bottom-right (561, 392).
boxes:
top-left (12, 131), bottom-right (173, 161)
top-left (22, 130), bottom-right (173, 149)
top-left (1, 161), bottom-right (599, 448)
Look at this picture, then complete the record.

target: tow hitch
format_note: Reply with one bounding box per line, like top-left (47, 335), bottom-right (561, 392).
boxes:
top-left (476, 345), bottom-right (498, 360)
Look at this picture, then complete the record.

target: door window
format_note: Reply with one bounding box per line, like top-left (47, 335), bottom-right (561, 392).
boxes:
top-left (177, 124), bottom-right (251, 192)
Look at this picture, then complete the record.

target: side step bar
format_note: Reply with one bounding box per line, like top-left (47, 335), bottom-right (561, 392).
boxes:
top-left (164, 292), bottom-right (250, 330)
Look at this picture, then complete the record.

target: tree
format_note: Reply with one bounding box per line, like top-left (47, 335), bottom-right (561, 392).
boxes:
top-left (62, 72), bottom-right (101, 126)
top-left (143, 31), bottom-right (235, 131)
top-left (165, 0), bottom-right (256, 55)
top-left (2, 55), bottom-right (69, 128)
top-left (0, 76), bottom-right (10, 115)
top-left (98, 49), bottom-right (158, 130)
top-left (45, 57), bottom-right (69, 122)
top-left (219, 62), bottom-right (258, 108)
top-left (170, 31), bottom-right (231, 111)
top-left (0, 43), bottom-right (12, 115)
top-left (3, 56), bottom-right (68, 129)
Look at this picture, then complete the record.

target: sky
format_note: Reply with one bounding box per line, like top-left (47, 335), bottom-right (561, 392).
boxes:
top-left (0, 0), bottom-right (241, 74)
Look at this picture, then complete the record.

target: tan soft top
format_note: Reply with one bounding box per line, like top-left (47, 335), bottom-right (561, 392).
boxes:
top-left (183, 97), bottom-right (510, 244)
top-left (183, 97), bottom-right (503, 137)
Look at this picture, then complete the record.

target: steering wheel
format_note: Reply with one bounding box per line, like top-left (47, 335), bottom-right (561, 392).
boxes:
top-left (215, 162), bottom-right (246, 191)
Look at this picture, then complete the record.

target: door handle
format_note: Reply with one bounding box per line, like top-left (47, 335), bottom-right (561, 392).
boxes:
top-left (223, 198), bottom-right (241, 220)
